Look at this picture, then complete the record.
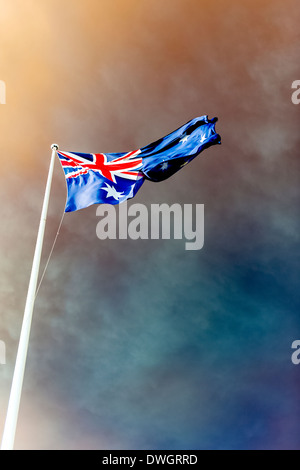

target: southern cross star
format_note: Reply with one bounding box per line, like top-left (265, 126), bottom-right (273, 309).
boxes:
top-left (102, 183), bottom-right (124, 200)
top-left (160, 162), bottom-right (169, 171)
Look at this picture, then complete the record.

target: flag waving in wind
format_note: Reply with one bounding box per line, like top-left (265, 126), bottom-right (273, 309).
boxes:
top-left (57, 116), bottom-right (221, 212)
top-left (2, 117), bottom-right (221, 450)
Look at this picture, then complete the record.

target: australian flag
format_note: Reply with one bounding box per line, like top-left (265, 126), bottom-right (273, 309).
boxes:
top-left (57, 116), bottom-right (221, 212)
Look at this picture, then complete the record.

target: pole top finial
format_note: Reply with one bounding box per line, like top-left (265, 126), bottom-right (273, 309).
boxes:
top-left (51, 143), bottom-right (59, 151)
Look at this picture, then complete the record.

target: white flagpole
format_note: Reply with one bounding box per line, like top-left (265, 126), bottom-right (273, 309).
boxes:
top-left (1, 144), bottom-right (59, 451)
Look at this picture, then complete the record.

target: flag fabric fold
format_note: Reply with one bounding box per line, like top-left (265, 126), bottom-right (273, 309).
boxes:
top-left (57, 116), bottom-right (221, 212)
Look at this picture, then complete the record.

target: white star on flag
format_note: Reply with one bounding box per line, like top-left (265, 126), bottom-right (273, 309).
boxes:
top-left (102, 183), bottom-right (124, 200)
top-left (161, 162), bottom-right (169, 170)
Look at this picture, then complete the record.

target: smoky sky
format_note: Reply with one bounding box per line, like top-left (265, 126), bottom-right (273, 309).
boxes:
top-left (0, 0), bottom-right (299, 450)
